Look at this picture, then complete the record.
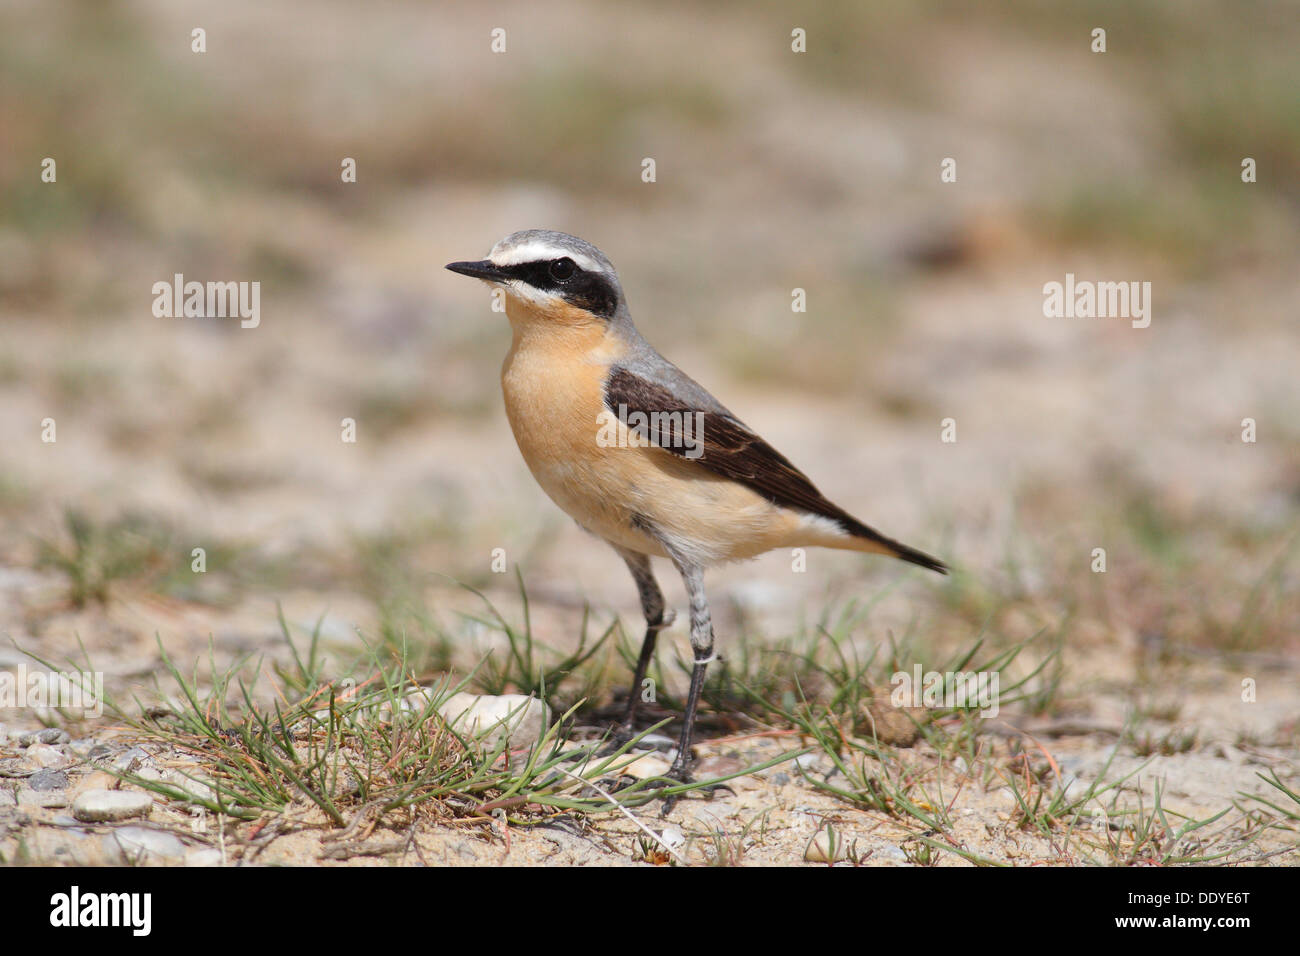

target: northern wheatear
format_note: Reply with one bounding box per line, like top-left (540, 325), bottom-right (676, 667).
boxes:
top-left (447, 230), bottom-right (946, 785)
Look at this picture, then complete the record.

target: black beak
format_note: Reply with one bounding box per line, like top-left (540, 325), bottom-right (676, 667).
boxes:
top-left (445, 259), bottom-right (508, 282)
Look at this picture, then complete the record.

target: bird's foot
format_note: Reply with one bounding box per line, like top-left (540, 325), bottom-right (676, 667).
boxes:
top-left (652, 757), bottom-right (735, 816)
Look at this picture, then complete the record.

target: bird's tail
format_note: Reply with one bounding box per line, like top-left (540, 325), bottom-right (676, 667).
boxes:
top-left (834, 515), bottom-right (949, 575)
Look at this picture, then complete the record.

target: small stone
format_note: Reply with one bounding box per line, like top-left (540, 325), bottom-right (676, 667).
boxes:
top-left (186, 847), bottom-right (223, 867)
top-left (877, 844), bottom-right (908, 862)
top-left (0, 757), bottom-right (30, 777)
top-left (437, 693), bottom-right (551, 751)
top-left (770, 772), bottom-right (792, 787)
top-left (72, 789), bottom-right (154, 822)
top-left (659, 826), bottom-right (686, 852)
top-left (111, 746), bottom-right (152, 773)
top-left (18, 790), bottom-right (70, 808)
top-left (25, 743), bottom-right (72, 769)
top-left (622, 753), bottom-right (672, 779)
top-left (375, 688), bottom-right (432, 722)
top-left (792, 752), bottom-right (824, 772)
top-left (77, 771), bottom-right (118, 793)
top-left (636, 733), bottom-right (677, 752)
top-left (29, 769), bottom-right (69, 791)
top-left (106, 826), bottom-right (185, 863)
top-left (159, 770), bottom-right (215, 803)
top-left (694, 754), bottom-right (743, 776)
top-left (87, 744), bottom-right (116, 762)
top-left (19, 728), bottom-right (70, 747)
top-left (805, 826), bottom-right (849, 863)
top-left (856, 695), bottom-right (925, 747)
top-left (64, 740), bottom-right (98, 761)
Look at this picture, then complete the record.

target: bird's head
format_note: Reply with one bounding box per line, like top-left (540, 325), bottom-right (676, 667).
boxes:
top-left (446, 230), bottom-right (625, 327)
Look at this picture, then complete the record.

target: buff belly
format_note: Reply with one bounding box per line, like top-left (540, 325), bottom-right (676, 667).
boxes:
top-left (500, 325), bottom-right (812, 567)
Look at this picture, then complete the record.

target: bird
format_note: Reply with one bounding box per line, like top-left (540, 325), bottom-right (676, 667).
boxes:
top-left (446, 229), bottom-right (946, 788)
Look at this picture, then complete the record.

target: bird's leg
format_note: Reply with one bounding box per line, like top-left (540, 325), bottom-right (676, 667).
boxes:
top-left (666, 560), bottom-right (713, 784)
top-left (613, 549), bottom-right (675, 739)
top-left (610, 548), bottom-right (730, 810)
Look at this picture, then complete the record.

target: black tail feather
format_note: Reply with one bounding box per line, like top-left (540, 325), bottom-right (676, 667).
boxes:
top-left (839, 516), bottom-right (949, 575)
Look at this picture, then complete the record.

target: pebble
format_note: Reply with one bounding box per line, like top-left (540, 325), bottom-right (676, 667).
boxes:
top-left (659, 826), bottom-right (686, 851)
top-left (111, 747), bottom-right (152, 773)
top-left (29, 769), bottom-right (69, 791)
top-left (186, 847), bottom-right (223, 867)
top-left (856, 697), bottom-right (924, 747)
top-left (792, 752), bottom-right (825, 773)
top-left (18, 790), bottom-right (70, 808)
top-left (376, 688), bottom-right (434, 722)
top-left (72, 789), bottom-right (154, 822)
top-left (159, 770), bottom-right (216, 803)
top-left (25, 744), bottom-right (72, 769)
top-left (437, 693), bottom-right (551, 750)
top-left (77, 771), bottom-right (118, 793)
top-left (64, 740), bottom-right (98, 761)
top-left (695, 754), bottom-right (744, 776)
top-left (805, 827), bottom-right (849, 863)
top-left (622, 754), bottom-right (672, 779)
top-left (18, 728), bottom-right (70, 747)
top-left (106, 826), bottom-right (186, 864)
top-left (877, 844), bottom-right (908, 862)
top-left (636, 733), bottom-right (677, 752)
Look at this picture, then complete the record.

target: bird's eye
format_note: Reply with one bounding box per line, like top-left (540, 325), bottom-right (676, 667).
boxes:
top-left (549, 257), bottom-right (576, 281)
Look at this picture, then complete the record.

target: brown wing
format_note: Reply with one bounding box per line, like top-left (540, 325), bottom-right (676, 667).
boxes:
top-left (604, 365), bottom-right (948, 573)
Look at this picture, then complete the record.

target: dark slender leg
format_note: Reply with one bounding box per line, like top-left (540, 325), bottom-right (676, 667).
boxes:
top-left (615, 548), bottom-right (674, 733)
top-left (666, 559), bottom-right (713, 782)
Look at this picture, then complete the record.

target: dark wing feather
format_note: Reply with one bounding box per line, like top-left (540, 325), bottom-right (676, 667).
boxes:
top-left (604, 366), bottom-right (947, 574)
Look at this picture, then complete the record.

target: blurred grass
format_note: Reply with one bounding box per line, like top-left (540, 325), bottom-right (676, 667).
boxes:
top-left (31, 508), bottom-right (280, 608)
top-left (4, 1), bottom-right (1297, 270)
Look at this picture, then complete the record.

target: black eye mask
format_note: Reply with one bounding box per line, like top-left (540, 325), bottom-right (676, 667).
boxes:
top-left (500, 258), bottom-right (620, 319)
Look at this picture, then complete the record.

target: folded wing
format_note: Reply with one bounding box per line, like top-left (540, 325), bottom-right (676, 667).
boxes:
top-left (604, 365), bottom-right (947, 574)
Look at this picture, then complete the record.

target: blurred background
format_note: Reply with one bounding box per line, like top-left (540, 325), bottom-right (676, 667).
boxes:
top-left (1, 1), bottom-right (1297, 709)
